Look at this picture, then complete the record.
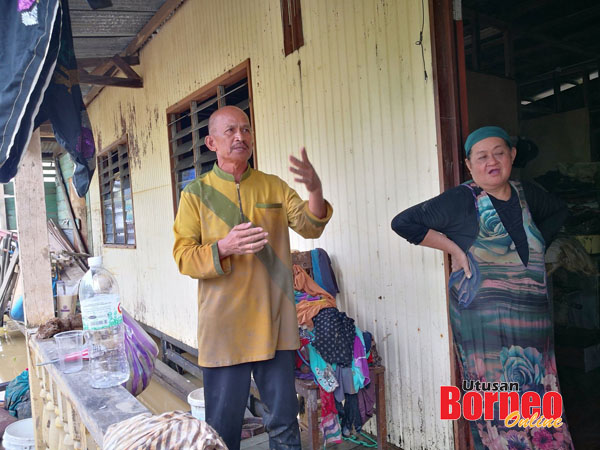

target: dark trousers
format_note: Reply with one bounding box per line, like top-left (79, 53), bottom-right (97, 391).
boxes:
top-left (202, 350), bottom-right (301, 450)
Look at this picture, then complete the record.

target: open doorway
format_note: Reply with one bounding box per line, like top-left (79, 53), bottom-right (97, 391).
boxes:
top-left (456, 1), bottom-right (600, 448)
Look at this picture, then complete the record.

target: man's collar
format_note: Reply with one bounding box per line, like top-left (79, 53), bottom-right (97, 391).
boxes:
top-left (212, 162), bottom-right (252, 182)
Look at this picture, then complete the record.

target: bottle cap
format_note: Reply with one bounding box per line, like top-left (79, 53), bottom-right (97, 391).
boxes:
top-left (88, 256), bottom-right (103, 267)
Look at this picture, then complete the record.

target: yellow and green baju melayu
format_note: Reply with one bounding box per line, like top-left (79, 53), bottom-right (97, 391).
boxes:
top-left (173, 164), bottom-right (333, 367)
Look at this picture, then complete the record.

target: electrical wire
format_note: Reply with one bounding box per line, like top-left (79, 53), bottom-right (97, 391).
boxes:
top-left (415, 0), bottom-right (428, 82)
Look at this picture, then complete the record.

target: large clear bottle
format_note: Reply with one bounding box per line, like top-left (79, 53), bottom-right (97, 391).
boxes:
top-left (78, 256), bottom-right (129, 388)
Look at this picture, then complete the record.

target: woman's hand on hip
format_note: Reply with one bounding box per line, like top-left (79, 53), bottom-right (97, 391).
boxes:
top-left (419, 230), bottom-right (472, 278)
top-left (451, 250), bottom-right (472, 278)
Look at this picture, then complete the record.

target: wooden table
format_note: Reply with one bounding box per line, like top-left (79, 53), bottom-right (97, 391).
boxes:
top-left (295, 365), bottom-right (387, 449)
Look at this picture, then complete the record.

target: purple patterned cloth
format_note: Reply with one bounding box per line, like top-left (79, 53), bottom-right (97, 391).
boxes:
top-left (122, 309), bottom-right (159, 396)
top-left (18, 0), bottom-right (36, 12)
top-left (294, 370), bottom-right (314, 380)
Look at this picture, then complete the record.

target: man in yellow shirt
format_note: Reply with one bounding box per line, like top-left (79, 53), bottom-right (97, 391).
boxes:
top-left (173, 106), bottom-right (332, 449)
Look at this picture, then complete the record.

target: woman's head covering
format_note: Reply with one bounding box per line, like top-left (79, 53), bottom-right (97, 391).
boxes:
top-left (464, 126), bottom-right (512, 157)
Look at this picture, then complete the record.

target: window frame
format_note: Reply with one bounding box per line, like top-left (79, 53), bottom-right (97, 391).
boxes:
top-left (166, 59), bottom-right (256, 217)
top-left (97, 134), bottom-right (137, 248)
top-left (280, 0), bottom-right (304, 56)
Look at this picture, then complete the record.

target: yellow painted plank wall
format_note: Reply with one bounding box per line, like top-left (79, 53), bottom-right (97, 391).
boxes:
top-left (86, 0), bottom-right (452, 447)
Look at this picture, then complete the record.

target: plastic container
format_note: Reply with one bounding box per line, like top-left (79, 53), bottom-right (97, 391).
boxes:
top-left (9, 295), bottom-right (24, 322)
top-left (2, 418), bottom-right (35, 450)
top-left (187, 388), bottom-right (205, 421)
top-left (54, 330), bottom-right (84, 374)
top-left (56, 280), bottom-right (79, 319)
top-left (78, 256), bottom-right (129, 388)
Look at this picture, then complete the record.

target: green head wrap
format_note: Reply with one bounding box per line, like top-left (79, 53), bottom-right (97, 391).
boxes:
top-left (464, 126), bottom-right (512, 157)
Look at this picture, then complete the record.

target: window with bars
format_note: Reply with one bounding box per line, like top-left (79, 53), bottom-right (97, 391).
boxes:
top-left (167, 61), bottom-right (255, 212)
top-left (98, 136), bottom-right (135, 246)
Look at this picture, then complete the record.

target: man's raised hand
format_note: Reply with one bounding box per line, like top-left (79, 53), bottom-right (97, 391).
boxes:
top-left (289, 147), bottom-right (322, 193)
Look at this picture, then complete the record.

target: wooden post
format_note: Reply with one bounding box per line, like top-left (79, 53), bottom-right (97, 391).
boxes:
top-left (472, 11), bottom-right (480, 71)
top-left (553, 72), bottom-right (562, 113)
top-left (504, 28), bottom-right (514, 78)
top-left (68, 178), bottom-right (89, 252)
top-left (14, 128), bottom-right (55, 326)
top-left (582, 69), bottom-right (590, 108)
top-left (15, 128), bottom-right (54, 450)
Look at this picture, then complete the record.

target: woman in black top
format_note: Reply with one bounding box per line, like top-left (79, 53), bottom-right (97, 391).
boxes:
top-left (392, 126), bottom-right (574, 449)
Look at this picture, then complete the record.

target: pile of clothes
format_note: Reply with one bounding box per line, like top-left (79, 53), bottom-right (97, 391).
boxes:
top-left (293, 249), bottom-right (379, 444)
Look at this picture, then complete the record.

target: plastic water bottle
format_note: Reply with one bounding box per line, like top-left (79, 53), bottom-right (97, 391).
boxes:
top-left (78, 256), bottom-right (129, 388)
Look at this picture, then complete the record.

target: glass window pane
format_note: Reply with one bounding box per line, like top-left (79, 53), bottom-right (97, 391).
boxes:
top-left (126, 223), bottom-right (135, 245)
top-left (125, 198), bottom-right (134, 224)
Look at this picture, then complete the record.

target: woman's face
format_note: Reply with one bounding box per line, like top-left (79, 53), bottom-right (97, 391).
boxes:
top-left (465, 137), bottom-right (516, 191)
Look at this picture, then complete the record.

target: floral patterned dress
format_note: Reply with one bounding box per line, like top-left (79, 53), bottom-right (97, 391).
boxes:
top-left (449, 181), bottom-right (574, 450)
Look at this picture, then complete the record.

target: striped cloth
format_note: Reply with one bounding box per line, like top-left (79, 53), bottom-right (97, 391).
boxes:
top-left (103, 411), bottom-right (227, 450)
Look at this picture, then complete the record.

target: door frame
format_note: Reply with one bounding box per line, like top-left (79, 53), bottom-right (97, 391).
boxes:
top-left (428, 0), bottom-right (472, 448)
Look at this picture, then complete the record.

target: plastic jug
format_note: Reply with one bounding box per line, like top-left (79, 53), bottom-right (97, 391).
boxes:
top-left (78, 256), bottom-right (129, 388)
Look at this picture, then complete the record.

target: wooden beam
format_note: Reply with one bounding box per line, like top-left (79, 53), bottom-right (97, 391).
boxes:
top-left (524, 31), bottom-right (600, 59)
top-left (464, 6), bottom-right (600, 61)
top-left (39, 122), bottom-right (54, 139)
top-left (67, 174), bottom-right (90, 253)
top-left (77, 55), bottom-right (139, 68)
top-left (124, 0), bottom-right (186, 55)
top-left (13, 129), bottom-right (54, 327)
top-left (165, 349), bottom-right (203, 379)
top-left (504, 28), bottom-right (514, 78)
top-left (472, 12), bottom-right (480, 71)
top-left (152, 359), bottom-right (197, 402)
top-left (78, 71), bottom-right (143, 88)
top-left (553, 72), bottom-right (562, 112)
top-left (429, 0), bottom-right (463, 191)
top-left (84, 0), bottom-right (187, 106)
top-left (517, 59), bottom-right (599, 86)
top-left (55, 157), bottom-right (88, 254)
top-left (0, 248), bottom-right (19, 326)
top-left (509, 0), bottom-right (554, 20)
top-left (463, 7), bottom-right (507, 31)
top-left (582, 70), bottom-right (590, 107)
top-left (111, 55), bottom-right (141, 80)
top-left (530, 5), bottom-right (600, 33)
top-left (429, 1), bottom-right (473, 449)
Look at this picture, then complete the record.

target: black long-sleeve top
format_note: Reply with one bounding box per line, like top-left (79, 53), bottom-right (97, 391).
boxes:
top-left (391, 181), bottom-right (568, 266)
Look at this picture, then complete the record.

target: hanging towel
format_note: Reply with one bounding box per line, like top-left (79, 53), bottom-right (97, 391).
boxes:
top-left (310, 248), bottom-right (339, 297)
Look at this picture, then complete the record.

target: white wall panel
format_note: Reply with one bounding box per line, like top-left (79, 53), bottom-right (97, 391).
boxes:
top-left (86, 1), bottom-right (453, 447)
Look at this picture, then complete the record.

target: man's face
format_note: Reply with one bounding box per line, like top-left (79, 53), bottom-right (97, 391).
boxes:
top-left (206, 107), bottom-right (253, 167)
top-left (465, 137), bottom-right (516, 190)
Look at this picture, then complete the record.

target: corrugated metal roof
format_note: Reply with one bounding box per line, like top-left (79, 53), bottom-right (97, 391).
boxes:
top-left (71, 0), bottom-right (167, 59)
top-left (42, 0), bottom-right (171, 146)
